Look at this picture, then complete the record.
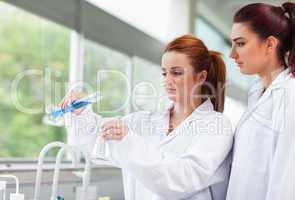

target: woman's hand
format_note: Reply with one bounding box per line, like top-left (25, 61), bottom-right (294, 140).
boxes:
top-left (58, 90), bottom-right (86, 115)
top-left (101, 120), bottom-right (129, 140)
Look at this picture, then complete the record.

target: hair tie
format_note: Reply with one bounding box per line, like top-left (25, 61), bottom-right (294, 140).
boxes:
top-left (281, 6), bottom-right (290, 19)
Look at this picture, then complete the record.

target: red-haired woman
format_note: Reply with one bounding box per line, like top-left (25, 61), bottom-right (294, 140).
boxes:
top-left (227, 2), bottom-right (295, 200)
top-left (61, 35), bottom-right (233, 200)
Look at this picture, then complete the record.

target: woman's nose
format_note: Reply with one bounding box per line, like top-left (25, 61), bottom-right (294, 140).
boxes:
top-left (229, 46), bottom-right (238, 59)
top-left (163, 73), bottom-right (174, 85)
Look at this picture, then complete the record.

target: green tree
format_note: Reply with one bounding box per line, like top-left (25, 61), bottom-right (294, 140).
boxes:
top-left (0, 2), bottom-right (69, 157)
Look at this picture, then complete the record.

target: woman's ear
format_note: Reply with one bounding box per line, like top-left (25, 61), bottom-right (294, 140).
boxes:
top-left (197, 70), bottom-right (208, 84)
top-left (265, 36), bottom-right (279, 54)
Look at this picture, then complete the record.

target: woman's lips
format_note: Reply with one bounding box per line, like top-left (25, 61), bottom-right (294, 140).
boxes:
top-left (236, 62), bottom-right (243, 67)
top-left (166, 88), bottom-right (176, 93)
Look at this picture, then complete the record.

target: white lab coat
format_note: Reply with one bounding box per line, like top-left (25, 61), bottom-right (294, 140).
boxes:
top-left (226, 69), bottom-right (295, 200)
top-left (65, 99), bottom-right (233, 200)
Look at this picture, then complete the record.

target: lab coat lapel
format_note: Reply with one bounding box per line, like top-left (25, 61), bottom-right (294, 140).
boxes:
top-left (159, 99), bottom-right (214, 146)
top-left (235, 69), bottom-right (291, 134)
top-left (235, 82), bottom-right (270, 132)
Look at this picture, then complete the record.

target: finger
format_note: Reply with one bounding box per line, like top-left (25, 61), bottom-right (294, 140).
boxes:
top-left (60, 91), bottom-right (74, 107)
top-left (101, 130), bottom-right (124, 141)
top-left (101, 120), bottom-right (123, 130)
top-left (102, 132), bottom-right (124, 140)
top-left (58, 97), bottom-right (68, 108)
top-left (101, 125), bottom-right (123, 133)
top-left (101, 119), bottom-right (121, 127)
top-left (59, 99), bottom-right (67, 109)
top-left (69, 90), bottom-right (85, 100)
top-left (57, 101), bottom-right (63, 107)
top-left (61, 98), bottom-right (71, 109)
top-left (101, 128), bottom-right (122, 137)
top-left (74, 107), bottom-right (86, 115)
top-left (62, 90), bottom-right (85, 107)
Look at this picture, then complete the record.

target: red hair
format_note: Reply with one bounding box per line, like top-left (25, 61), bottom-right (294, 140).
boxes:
top-left (164, 35), bottom-right (226, 112)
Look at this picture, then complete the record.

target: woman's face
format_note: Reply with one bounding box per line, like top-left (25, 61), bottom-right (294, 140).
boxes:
top-left (161, 51), bottom-right (206, 104)
top-left (230, 23), bottom-right (271, 75)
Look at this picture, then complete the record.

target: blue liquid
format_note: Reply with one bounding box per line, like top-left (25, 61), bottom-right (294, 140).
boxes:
top-left (57, 196), bottom-right (64, 200)
top-left (50, 100), bottom-right (91, 118)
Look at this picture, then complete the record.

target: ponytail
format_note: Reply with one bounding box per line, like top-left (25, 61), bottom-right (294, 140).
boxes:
top-left (206, 51), bottom-right (226, 112)
top-left (282, 2), bottom-right (295, 75)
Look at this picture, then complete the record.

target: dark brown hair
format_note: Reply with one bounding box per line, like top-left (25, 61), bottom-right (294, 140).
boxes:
top-left (233, 2), bottom-right (295, 75)
top-left (164, 35), bottom-right (226, 112)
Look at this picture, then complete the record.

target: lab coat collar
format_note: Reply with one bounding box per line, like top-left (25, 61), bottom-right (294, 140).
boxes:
top-left (248, 68), bottom-right (291, 106)
top-left (165, 98), bottom-right (213, 112)
top-left (237, 68), bottom-right (292, 133)
top-left (250, 68), bottom-right (292, 94)
top-left (195, 98), bottom-right (214, 112)
top-left (187, 98), bottom-right (215, 121)
top-left (158, 98), bottom-right (214, 146)
top-left (164, 98), bottom-right (214, 121)
top-left (270, 68), bottom-right (292, 89)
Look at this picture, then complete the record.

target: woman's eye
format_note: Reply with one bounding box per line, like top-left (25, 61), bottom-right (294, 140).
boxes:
top-left (172, 71), bottom-right (183, 76)
top-left (236, 42), bottom-right (245, 47)
top-left (161, 71), bottom-right (183, 76)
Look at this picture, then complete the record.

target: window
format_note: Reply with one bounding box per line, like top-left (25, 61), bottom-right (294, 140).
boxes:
top-left (195, 17), bottom-right (255, 91)
top-left (195, 17), bottom-right (251, 127)
top-left (132, 57), bottom-right (165, 112)
top-left (83, 39), bottom-right (130, 117)
top-left (0, 2), bottom-right (70, 157)
top-left (1, 0), bottom-right (166, 158)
